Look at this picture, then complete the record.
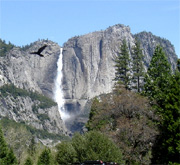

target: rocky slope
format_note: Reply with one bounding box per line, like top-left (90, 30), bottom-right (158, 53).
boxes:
top-left (0, 84), bottom-right (67, 135)
top-left (134, 31), bottom-right (177, 70)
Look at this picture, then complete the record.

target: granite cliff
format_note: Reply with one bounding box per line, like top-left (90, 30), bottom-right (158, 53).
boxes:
top-left (62, 25), bottom-right (177, 131)
top-left (0, 24), bottom-right (178, 132)
top-left (0, 40), bottom-right (68, 136)
top-left (0, 40), bottom-right (59, 98)
top-left (134, 31), bottom-right (177, 70)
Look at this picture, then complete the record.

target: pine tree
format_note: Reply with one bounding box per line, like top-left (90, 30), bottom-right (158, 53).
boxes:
top-left (71, 131), bottom-right (124, 164)
top-left (86, 97), bottom-right (100, 131)
top-left (131, 38), bottom-right (145, 92)
top-left (37, 148), bottom-right (52, 165)
top-left (6, 148), bottom-right (17, 165)
top-left (56, 142), bottom-right (78, 164)
top-left (151, 71), bottom-right (180, 164)
top-left (0, 126), bottom-right (9, 160)
top-left (0, 125), bottom-right (17, 165)
top-left (24, 157), bottom-right (33, 165)
top-left (143, 45), bottom-right (171, 101)
top-left (114, 39), bottom-right (131, 90)
top-left (143, 46), bottom-right (179, 163)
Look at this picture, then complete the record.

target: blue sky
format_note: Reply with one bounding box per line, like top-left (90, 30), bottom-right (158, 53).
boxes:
top-left (0, 0), bottom-right (180, 57)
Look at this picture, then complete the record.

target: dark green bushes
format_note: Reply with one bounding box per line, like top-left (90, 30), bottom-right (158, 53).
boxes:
top-left (56, 131), bottom-right (124, 164)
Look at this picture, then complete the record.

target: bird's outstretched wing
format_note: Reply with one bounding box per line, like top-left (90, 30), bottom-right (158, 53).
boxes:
top-left (37, 45), bottom-right (47, 54)
top-left (30, 52), bottom-right (37, 54)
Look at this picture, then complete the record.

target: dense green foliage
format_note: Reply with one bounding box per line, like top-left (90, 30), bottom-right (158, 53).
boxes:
top-left (131, 38), bottom-right (145, 92)
top-left (56, 131), bottom-right (124, 164)
top-left (1, 130), bottom-right (123, 165)
top-left (143, 45), bottom-right (171, 100)
top-left (56, 142), bottom-right (78, 164)
top-left (0, 126), bottom-right (9, 162)
top-left (114, 39), bottom-right (131, 89)
top-left (37, 148), bottom-right (52, 165)
top-left (87, 45), bottom-right (179, 164)
top-left (0, 118), bottom-right (69, 164)
top-left (0, 125), bottom-right (17, 165)
top-left (0, 39), bottom-right (15, 57)
top-left (151, 62), bottom-right (180, 164)
top-left (24, 157), bottom-right (33, 165)
top-left (86, 89), bottom-right (158, 164)
top-left (142, 46), bottom-right (180, 164)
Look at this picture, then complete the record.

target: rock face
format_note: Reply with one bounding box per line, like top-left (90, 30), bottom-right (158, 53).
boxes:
top-left (62, 24), bottom-right (178, 122)
top-left (0, 40), bottom-right (67, 134)
top-left (62, 25), bottom-right (134, 116)
top-left (0, 40), bottom-right (59, 98)
top-left (134, 31), bottom-right (177, 70)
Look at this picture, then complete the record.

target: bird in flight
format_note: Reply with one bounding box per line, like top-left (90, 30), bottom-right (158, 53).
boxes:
top-left (30, 45), bottom-right (47, 57)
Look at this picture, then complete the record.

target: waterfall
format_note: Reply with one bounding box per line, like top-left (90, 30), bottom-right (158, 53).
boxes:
top-left (54, 47), bottom-right (69, 121)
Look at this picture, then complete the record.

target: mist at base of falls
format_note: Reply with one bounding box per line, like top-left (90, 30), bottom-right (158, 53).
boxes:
top-left (53, 47), bottom-right (70, 121)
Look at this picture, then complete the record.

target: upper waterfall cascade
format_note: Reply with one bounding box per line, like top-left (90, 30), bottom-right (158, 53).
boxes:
top-left (54, 47), bottom-right (69, 121)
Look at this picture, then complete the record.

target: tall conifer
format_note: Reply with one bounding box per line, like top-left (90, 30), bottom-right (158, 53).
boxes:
top-left (143, 45), bottom-right (179, 163)
top-left (151, 68), bottom-right (180, 164)
top-left (114, 39), bottom-right (131, 90)
top-left (143, 45), bottom-right (171, 100)
top-left (0, 125), bottom-right (9, 163)
top-left (131, 38), bottom-right (145, 92)
top-left (37, 148), bottom-right (52, 165)
top-left (0, 125), bottom-right (17, 165)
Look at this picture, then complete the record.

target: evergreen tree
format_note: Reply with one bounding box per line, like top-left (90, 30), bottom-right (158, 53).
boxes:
top-left (71, 131), bottom-right (124, 164)
top-left (37, 148), bottom-right (52, 165)
top-left (56, 142), bottom-right (77, 164)
top-left (24, 157), bottom-right (33, 165)
top-left (6, 148), bottom-right (17, 165)
top-left (84, 131), bottom-right (124, 163)
top-left (151, 71), bottom-right (180, 164)
top-left (56, 131), bottom-right (124, 164)
top-left (114, 39), bottom-right (131, 90)
top-left (0, 125), bottom-right (17, 165)
top-left (71, 133), bottom-right (87, 163)
top-left (86, 97), bottom-right (100, 131)
top-left (143, 45), bottom-right (171, 101)
top-left (143, 46), bottom-right (179, 163)
top-left (131, 38), bottom-right (145, 92)
top-left (0, 39), bottom-right (15, 57)
top-left (0, 126), bottom-right (9, 163)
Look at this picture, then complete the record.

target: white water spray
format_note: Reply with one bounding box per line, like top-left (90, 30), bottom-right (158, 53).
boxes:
top-left (54, 47), bottom-right (70, 121)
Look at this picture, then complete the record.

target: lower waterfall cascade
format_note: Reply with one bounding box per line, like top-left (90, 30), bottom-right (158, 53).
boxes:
top-left (54, 47), bottom-right (70, 121)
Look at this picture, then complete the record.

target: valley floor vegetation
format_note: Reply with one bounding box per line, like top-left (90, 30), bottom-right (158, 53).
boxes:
top-left (0, 39), bottom-right (180, 164)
